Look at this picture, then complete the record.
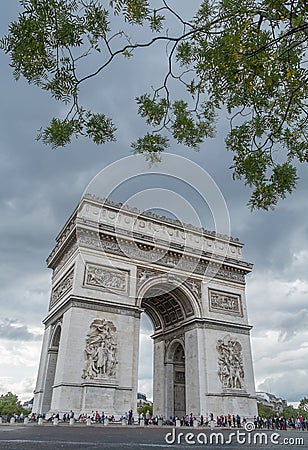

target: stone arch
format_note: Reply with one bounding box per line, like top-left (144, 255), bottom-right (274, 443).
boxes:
top-left (137, 278), bottom-right (196, 418)
top-left (50, 322), bottom-right (62, 348)
top-left (42, 321), bottom-right (62, 414)
top-left (165, 338), bottom-right (185, 363)
top-left (137, 276), bottom-right (201, 332)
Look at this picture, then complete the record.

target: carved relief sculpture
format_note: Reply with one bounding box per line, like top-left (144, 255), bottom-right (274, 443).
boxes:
top-left (209, 290), bottom-right (243, 316)
top-left (217, 335), bottom-right (244, 390)
top-left (82, 319), bottom-right (117, 380)
top-left (137, 268), bottom-right (158, 286)
top-left (84, 264), bottom-right (128, 294)
top-left (185, 279), bottom-right (202, 298)
top-left (50, 267), bottom-right (74, 309)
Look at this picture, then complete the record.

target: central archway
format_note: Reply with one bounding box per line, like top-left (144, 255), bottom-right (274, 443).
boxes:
top-left (137, 278), bottom-right (201, 332)
top-left (137, 278), bottom-right (201, 418)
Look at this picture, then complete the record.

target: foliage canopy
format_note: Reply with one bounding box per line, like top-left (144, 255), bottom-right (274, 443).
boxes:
top-left (299, 396), bottom-right (308, 412)
top-left (0, 392), bottom-right (28, 419)
top-left (257, 402), bottom-right (276, 418)
top-left (1, 0), bottom-right (307, 209)
top-left (137, 404), bottom-right (153, 416)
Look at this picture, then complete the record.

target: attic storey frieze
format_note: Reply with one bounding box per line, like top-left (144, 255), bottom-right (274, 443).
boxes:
top-left (79, 196), bottom-right (244, 257)
top-left (82, 194), bottom-right (242, 242)
top-left (95, 219), bottom-right (251, 272)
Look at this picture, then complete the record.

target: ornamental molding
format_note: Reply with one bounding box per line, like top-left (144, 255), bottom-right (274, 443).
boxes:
top-left (78, 230), bottom-right (246, 285)
top-left (51, 240), bottom-right (78, 277)
top-left (136, 268), bottom-right (202, 306)
top-left (82, 319), bottom-right (117, 380)
top-left (184, 279), bottom-right (202, 299)
top-left (47, 216), bottom-right (77, 267)
top-left (217, 334), bottom-right (245, 390)
top-left (178, 318), bottom-right (251, 336)
top-left (165, 334), bottom-right (185, 351)
top-left (137, 267), bottom-right (160, 287)
top-left (49, 267), bottom-right (74, 309)
top-left (209, 289), bottom-right (243, 316)
top-left (84, 263), bottom-right (129, 295)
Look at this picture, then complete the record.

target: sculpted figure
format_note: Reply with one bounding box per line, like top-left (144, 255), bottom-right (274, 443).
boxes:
top-left (217, 335), bottom-right (244, 389)
top-left (82, 319), bottom-right (117, 379)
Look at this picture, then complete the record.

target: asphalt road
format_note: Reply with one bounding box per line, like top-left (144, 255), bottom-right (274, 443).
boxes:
top-left (0, 424), bottom-right (307, 450)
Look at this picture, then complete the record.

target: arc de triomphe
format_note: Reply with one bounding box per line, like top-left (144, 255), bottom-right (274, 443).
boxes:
top-left (32, 195), bottom-right (257, 418)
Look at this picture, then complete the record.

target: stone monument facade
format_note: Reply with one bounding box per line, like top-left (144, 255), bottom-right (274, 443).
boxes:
top-left (32, 195), bottom-right (257, 418)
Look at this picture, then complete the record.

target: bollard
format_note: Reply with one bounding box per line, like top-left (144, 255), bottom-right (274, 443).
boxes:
top-left (69, 418), bottom-right (74, 426)
top-left (193, 420), bottom-right (198, 428)
top-left (158, 418), bottom-right (163, 427)
top-left (10, 417), bottom-right (15, 424)
top-left (86, 418), bottom-right (91, 426)
top-left (122, 419), bottom-right (127, 426)
top-left (210, 420), bottom-right (214, 430)
top-left (53, 418), bottom-right (59, 426)
top-left (104, 420), bottom-right (108, 426)
top-left (0, 417), bottom-right (2, 424)
top-left (38, 418), bottom-right (43, 425)
top-left (175, 419), bottom-right (181, 428)
top-left (139, 418), bottom-right (145, 427)
top-left (24, 417), bottom-right (29, 425)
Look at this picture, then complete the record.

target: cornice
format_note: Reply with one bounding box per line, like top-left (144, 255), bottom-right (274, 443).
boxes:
top-left (44, 295), bottom-right (141, 327)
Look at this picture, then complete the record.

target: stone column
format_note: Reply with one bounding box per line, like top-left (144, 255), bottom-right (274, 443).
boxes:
top-left (129, 311), bottom-right (141, 414)
top-left (185, 327), bottom-right (202, 416)
top-left (32, 326), bottom-right (52, 415)
top-left (165, 362), bottom-right (174, 420)
top-left (152, 339), bottom-right (165, 417)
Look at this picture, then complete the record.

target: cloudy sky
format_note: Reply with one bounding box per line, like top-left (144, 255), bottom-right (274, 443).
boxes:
top-left (0, 2), bottom-right (307, 406)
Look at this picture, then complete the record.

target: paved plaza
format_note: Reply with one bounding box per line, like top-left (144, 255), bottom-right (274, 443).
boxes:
top-left (0, 424), bottom-right (307, 450)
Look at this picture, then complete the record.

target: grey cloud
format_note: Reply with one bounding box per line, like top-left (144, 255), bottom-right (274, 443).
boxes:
top-left (0, 319), bottom-right (42, 341)
top-left (258, 372), bottom-right (308, 403)
top-left (278, 309), bottom-right (308, 341)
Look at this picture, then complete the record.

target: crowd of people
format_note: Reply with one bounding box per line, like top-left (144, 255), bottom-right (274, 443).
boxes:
top-left (2, 410), bottom-right (308, 431)
top-left (210, 414), bottom-right (241, 428)
top-left (254, 415), bottom-right (308, 431)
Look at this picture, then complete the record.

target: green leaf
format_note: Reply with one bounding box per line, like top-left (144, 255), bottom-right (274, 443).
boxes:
top-left (37, 118), bottom-right (82, 148)
top-left (85, 113), bottom-right (117, 144)
top-left (131, 133), bottom-right (169, 162)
